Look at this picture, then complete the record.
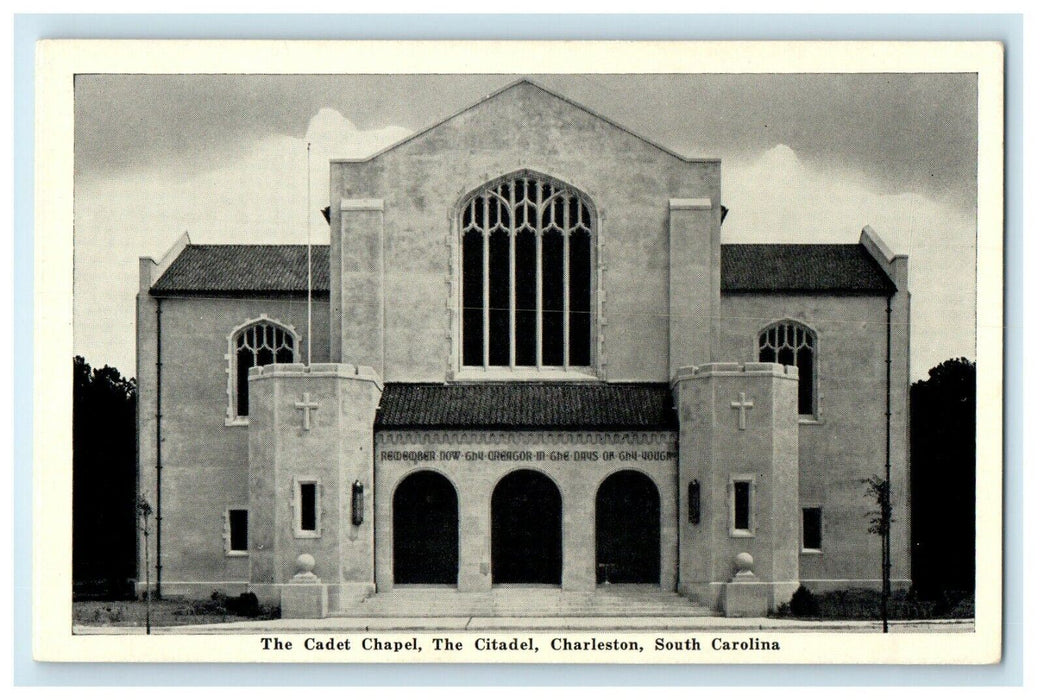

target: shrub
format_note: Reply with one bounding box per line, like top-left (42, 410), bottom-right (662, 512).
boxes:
top-left (789, 585), bottom-right (819, 617)
top-left (227, 592), bottom-right (260, 617)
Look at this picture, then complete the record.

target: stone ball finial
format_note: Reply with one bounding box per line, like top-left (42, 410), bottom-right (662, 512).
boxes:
top-left (295, 553), bottom-right (316, 575)
top-left (734, 552), bottom-right (754, 575)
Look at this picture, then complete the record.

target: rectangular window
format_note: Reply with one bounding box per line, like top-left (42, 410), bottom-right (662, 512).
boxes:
top-left (802, 507), bottom-right (823, 551)
top-left (730, 477), bottom-right (755, 536)
top-left (294, 478), bottom-right (321, 538)
top-left (300, 483), bottom-right (317, 531)
top-left (734, 482), bottom-right (751, 531)
top-left (227, 509), bottom-right (248, 554)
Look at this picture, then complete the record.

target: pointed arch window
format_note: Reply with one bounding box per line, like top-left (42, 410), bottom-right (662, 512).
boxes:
top-left (227, 318), bottom-right (297, 422)
top-left (758, 320), bottom-right (817, 416)
top-left (461, 174), bottom-right (593, 370)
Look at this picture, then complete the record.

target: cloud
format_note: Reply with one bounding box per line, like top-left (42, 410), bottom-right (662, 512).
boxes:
top-left (73, 110), bottom-right (411, 372)
top-left (722, 145), bottom-right (977, 379)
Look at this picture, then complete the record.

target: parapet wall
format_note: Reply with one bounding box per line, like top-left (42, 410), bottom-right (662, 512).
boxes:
top-left (672, 362), bottom-right (800, 385)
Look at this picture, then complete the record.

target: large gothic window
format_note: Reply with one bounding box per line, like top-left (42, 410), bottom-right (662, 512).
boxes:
top-left (228, 319), bottom-right (296, 420)
top-left (461, 174), bottom-right (593, 370)
top-left (758, 320), bottom-right (817, 416)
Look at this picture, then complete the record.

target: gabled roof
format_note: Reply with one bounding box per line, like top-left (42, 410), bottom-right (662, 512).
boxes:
top-left (720, 244), bottom-right (896, 294)
top-left (150, 245), bottom-right (329, 296)
top-left (375, 382), bottom-right (677, 431)
top-left (150, 242), bottom-right (895, 296)
top-left (333, 78), bottom-right (715, 165)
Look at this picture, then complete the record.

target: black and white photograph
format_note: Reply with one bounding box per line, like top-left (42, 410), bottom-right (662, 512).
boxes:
top-left (34, 40), bottom-right (1003, 664)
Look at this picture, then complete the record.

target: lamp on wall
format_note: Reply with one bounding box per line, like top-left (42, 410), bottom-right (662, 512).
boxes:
top-left (688, 480), bottom-right (701, 524)
top-left (351, 480), bottom-right (364, 526)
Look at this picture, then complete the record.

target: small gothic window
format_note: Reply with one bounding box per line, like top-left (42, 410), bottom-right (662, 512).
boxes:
top-left (232, 320), bottom-right (295, 418)
top-left (758, 321), bottom-right (816, 415)
top-left (461, 174), bottom-right (593, 370)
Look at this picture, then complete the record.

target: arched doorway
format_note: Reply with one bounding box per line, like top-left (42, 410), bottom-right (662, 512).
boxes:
top-left (393, 471), bottom-right (459, 584)
top-left (596, 470), bottom-right (660, 584)
top-left (491, 470), bottom-right (562, 584)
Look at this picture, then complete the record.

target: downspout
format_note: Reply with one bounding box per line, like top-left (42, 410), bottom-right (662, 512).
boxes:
top-left (882, 294), bottom-right (893, 632)
top-left (155, 299), bottom-right (163, 599)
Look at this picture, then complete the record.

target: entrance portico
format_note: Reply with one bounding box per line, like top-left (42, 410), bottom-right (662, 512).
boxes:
top-left (373, 429), bottom-right (679, 594)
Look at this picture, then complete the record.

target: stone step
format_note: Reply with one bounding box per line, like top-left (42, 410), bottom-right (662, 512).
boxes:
top-left (337, 585), bottom-right (716, 618)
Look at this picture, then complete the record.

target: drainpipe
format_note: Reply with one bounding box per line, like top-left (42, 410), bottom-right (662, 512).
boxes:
top-left (882, 295), bottom-right (893, 632)
top-left (155, 299), bottom-right (163, 599)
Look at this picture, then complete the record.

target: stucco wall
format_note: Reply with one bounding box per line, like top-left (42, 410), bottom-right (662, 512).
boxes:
top-left (136, 294), bottom-right (330, 592)
top-left (330, 82), bottom-right (721, 382)
top-left (718, 293), bottom-right (911, 589)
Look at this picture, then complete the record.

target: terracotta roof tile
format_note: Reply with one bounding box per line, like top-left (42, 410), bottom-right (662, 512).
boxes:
top-left (375, 383), bottom-right (676, 431)
top-left (720, 244), bottom-right (895, 293)
top-left (150, 245), bottom-right (329, 296)
top-left (151, 242), bottom-right (894, 296)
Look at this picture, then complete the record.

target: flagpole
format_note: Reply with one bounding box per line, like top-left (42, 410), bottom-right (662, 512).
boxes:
top-left (306, 141), bottom-right (313, 367)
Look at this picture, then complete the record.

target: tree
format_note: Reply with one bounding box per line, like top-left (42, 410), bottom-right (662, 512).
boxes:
top-left (910, 358), bottom-right (976, 598)
top-left (136, 495), bottom-right (153, 633)
top-left (72, 356), bottom-right (137, 599)
top-left (864, 473), bottom-right (893, 632)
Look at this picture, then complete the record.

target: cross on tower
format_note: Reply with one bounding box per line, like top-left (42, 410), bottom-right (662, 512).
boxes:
top-left (730, 392), bottom-right (755, 430)
top-left (294, 392), bottom-right (320, 431)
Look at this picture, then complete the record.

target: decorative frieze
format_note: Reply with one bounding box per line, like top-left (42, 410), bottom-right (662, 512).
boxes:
top-left (375, 430), bottom-right (676, 447)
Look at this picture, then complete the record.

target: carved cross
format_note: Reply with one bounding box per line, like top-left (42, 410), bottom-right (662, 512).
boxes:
top-left (294, 392), bottom-right (320, 431)
top-left (730, 392), bottom-right (754, 430)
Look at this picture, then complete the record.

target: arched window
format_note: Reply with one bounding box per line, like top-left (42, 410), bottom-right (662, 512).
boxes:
top-left (228, 319), bottom-right (297, 420)
top-left (461, 174), bottom-right (593, 370)
top-left (758, 320), bottom-right (816, 416)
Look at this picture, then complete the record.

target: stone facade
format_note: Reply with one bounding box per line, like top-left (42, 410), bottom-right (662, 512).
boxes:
top-left (135, 80), bottom-right (911, 615)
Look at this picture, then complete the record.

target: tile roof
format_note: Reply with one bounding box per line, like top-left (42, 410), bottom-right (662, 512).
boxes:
top-left (720, 244), bottom-right (895, 294)
top-left (150, 245), bottom-right (330, 296)
top-left (150, 243), bottom-right (894, 296)
top-left (375, 383), bottom-right (677, 431)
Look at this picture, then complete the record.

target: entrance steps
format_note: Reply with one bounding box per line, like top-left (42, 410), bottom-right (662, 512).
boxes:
top-left (337, 584), bottom-right (716, 618)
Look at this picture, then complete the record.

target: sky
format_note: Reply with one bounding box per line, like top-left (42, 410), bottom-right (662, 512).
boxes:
top-left (73, 73), bottom-right (978, 380)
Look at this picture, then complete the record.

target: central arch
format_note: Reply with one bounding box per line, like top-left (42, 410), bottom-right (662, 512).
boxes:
top-left (393, 471), bottom-right (459, 584)
top-left (491, 469), bottom-right (562, 585)
top-left (596, 470), bottom-right (661, 584)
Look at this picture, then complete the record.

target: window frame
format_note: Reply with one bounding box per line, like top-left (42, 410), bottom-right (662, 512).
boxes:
top-left (225, 507), bottom-right (249, 557)
top-left (755, 319), bottom-right (819, 419)
top-left (801, 506), bottom-right (824, 554)
top-left (293, 476), bottom-right (322, 539)
top-left (224, 315), bottom-right (300, 426)
top-left (453, 171), bottom-right (600, 380)
top-left (729, 475), bottom-right (756, 538)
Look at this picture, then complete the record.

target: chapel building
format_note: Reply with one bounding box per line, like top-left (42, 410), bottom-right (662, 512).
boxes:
top-left (135, 80), bottom-right (911, 617)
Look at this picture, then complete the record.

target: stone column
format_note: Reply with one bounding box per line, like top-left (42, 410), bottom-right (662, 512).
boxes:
top-left (562, 481), bottom-right (596, 592)
top-left (457, 476), bottom-right (491, 592)
top-left (668, 198), bottom-right (720, 371)
top-left (331, 198), bottom-right (384, 371)
top-left (674, 362), bottom-right (801, 612)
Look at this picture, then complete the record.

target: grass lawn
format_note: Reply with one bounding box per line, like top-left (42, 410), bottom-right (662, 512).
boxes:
top-left (73, 598), bottom-right (280, 628)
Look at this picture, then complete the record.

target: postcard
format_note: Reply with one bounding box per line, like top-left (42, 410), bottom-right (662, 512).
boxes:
top-left (33, 39), bottom-right (1003, 664)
